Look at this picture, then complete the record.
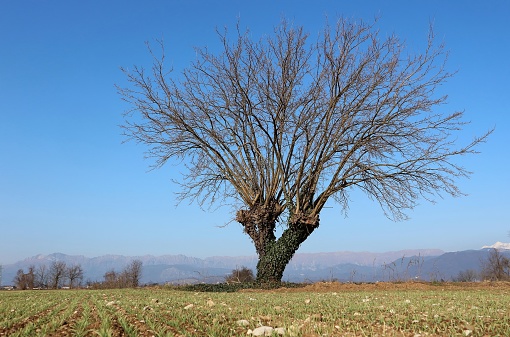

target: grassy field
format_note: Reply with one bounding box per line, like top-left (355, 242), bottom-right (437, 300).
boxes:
top-left (1, 282), bottom-right (509, 336)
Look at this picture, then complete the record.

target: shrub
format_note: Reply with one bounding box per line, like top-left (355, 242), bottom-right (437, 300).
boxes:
top-left (452, 269), bottom-right (479, 282)
top-left (225, 266), bottom-right (255, 284)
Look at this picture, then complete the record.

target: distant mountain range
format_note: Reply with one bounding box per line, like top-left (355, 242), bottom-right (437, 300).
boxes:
top-left (1, 245), bottom-right (509, 286)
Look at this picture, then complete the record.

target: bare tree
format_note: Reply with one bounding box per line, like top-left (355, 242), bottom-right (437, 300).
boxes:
top-left (481, 249), bottom-right (510, 281)
top-left (67, 264), bottom-right (84, 288)
top-left (119, 18), bottom-right (491, 282)
top-left (49, 261), bottom-right (67, 289)
top-left (13, 266), bottom-right (35, 290)
top-left (101, 261), bottom-right (142, 288)
top-left (452, 269), bottom-right (478, 282)
top-left (27, 265), bottom-right (35, 289)
top-left (35, 264), bottom-right (49, 288)
top-left (103, 269), bottom-right (118, 288)
top-left (14, 269), bottom-right (27, 290)
top-left (125, 260), bottom-right (143, 287)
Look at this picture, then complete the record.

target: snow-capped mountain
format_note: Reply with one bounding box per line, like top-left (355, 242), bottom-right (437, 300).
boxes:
top-left (481, 242), bottom-right (510, 250)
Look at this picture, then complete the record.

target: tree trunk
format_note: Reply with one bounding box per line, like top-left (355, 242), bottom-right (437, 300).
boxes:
top-left (237, 202), bottom-right (320, 283)
top-left (236, 201), bottom-right (283, 257)
top-left (256, 213), bottom-right (319, 283)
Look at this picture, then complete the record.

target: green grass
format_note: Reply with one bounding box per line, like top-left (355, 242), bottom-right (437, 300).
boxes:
top-left (0, 283), bottom-right (509, 336)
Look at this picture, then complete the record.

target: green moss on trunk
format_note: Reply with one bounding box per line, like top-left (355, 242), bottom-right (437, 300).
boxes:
top-left (256, 222), bottom-right (317, 283)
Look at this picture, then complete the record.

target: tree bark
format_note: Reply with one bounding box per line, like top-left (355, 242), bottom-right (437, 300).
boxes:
top-left (236, 203), bottom-right (320, 283)
top-left (255, 212), bottom-right (319, 283)
top-left (236, 201), bottom-right (283, 257)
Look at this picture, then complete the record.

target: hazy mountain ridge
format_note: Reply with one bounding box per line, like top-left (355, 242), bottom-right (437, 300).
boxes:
top-left (289, 249), bottom-right (510, 283)
top-left (285, 249), bottom-right (444, 271)
top-left (0, 249), bottom-right (442, 285)
top-left (2, 247), bottom-right (508, 285)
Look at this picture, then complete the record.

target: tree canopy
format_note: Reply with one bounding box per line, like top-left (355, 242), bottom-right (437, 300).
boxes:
top-left (119, 18), bottom-right (490, 282)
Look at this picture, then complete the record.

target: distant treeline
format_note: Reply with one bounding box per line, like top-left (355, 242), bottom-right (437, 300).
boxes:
top-left (13, 260), bottom-right (143, 290)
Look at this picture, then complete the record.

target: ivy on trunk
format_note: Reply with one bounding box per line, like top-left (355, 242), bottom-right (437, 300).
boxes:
top-left (255, 219), bottom-right (319, 283)
top-left (237, 204), bottom-right (319, 283)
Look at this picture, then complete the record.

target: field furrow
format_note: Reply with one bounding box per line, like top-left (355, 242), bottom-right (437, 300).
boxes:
top-left (1, 282), bottom-right (510, 336)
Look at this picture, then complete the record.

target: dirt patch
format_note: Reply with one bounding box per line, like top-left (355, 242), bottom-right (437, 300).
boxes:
top-left (0, 306), bottom-right (55, 336)
top-left (240, 281), bottom-right (510, 293)
top-left (49, 305), bottom-right (83, 337)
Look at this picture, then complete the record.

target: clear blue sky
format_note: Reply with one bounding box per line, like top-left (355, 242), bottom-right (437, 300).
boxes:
top-left (1, 1), bottom-right (509, 264)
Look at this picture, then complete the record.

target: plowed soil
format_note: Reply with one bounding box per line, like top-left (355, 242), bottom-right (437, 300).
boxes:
top-left (2, 282), bottom-right (510, 337)
top-left (264, 280), bottom-right (510, 292)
